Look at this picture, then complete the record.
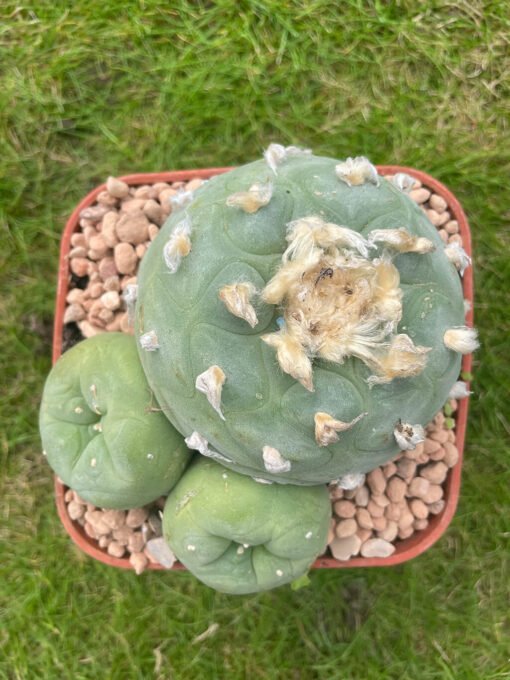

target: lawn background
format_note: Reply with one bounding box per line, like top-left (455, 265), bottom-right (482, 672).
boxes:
top-left (1, 2), bottom-right (509, 678)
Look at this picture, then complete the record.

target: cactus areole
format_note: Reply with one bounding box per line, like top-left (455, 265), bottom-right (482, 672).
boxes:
top-left (136, 149), bottom-right (470, 485)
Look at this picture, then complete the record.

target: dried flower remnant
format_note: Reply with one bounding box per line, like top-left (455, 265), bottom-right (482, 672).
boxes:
top-left (195, 365), bottom-right (226, 420)
top-left (335, 156), bottom-right (379, 187)
top-left (314, 411), bottom-right (367, 447)
top-left (163, 216), bottom-right (192, 273)
top-left (226, 181), bottom-right (273, 214)
top-left (394, 421), bottom-right (425, 451)
top-left (261, 217), bottom-right (430, 390)
top-left (219, 282), bottom-right (259, 328)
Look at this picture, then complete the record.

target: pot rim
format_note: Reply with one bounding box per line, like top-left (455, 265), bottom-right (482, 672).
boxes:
top-left (52, 164), bottom-right (473, 571)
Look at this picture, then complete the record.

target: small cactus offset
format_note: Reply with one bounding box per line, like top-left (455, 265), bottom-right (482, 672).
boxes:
top-left (162, 457), bottom-right (331, 595)
top-left (39, 333), bottom-right (191, 509)
top-left (136, 148), bottom-right (477, 485)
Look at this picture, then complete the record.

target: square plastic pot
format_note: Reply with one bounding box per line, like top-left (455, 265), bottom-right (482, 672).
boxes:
top-left (52, 165), bottom-right (474, 571)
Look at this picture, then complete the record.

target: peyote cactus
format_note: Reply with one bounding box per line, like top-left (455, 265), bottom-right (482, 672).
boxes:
top-left (40, 146), bottom-right (478, 594)
top-left (136, 149), bottom-right (477, 486)
top-left (162, 457), bottom-right (331, 594)
top-left (39, 333), bottom-right (191, 509)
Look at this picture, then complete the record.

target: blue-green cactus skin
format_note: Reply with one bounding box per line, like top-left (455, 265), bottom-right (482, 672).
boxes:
top-left (136, 155), bottom-right (465, 484)
top-left (39, 333), bottom-right (191, 509)
top-left (162, 457), bottom-right (331, 594)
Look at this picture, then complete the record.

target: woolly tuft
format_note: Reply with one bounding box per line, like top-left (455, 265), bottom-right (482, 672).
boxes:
top-left (391, 173), bottom-right (416, 192)
top-left (444, 242), bottom-right (472, 276)
top-left (444, 326), bottom-right (479, 354)
top-left (394, 422), bottom-right (425, 451)
top-left (263, 144), bottom-right (312, 174)
top-left (219, 282), bottom-right (259, 328)
top-left (314, 411), bottom-right (367, 447)
top-left (195, 365), bottom-right (227, 420)
top-left (226, 181), bottom-right (273, 213)
top-left (448, 381), bottom-right (472, 399)
top-left (335, 156), bottom-right (379, 187)
top-left (262, 446), bottom-right (292, 473)
top-left (368, 228), bottom-right (435, 254)
top-left (185, 431), bottom-right (232, 463)
top-left (163, 216), bottom-right (192, 273)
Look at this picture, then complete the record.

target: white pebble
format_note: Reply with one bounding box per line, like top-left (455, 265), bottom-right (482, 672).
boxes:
top-left (100, 290), bottom-right (121, 311)
top-left (360, 538), bottom-right (396, 558)
top-left (329, 534), bottom-right (362, 561)
top-left (145, 537), bottom-right (176, 569)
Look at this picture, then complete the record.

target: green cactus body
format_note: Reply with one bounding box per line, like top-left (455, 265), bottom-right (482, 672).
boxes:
top-left (39, 333), bottom-right (191, 509)
top-left (162, 457), bottom-right (331, 594)
top-left (136, 153), bottom-right (467, 485)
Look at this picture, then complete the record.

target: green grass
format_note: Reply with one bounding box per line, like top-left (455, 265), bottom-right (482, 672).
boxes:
top-left (1, 1), bottom-right (509, 678)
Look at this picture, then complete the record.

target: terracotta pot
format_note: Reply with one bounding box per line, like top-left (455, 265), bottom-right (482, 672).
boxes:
top-left (52, 165), bottom-right (474, 571)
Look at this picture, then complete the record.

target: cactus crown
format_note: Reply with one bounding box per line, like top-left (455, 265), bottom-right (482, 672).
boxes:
top-left (260, 214), bottom-right (433, 392)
